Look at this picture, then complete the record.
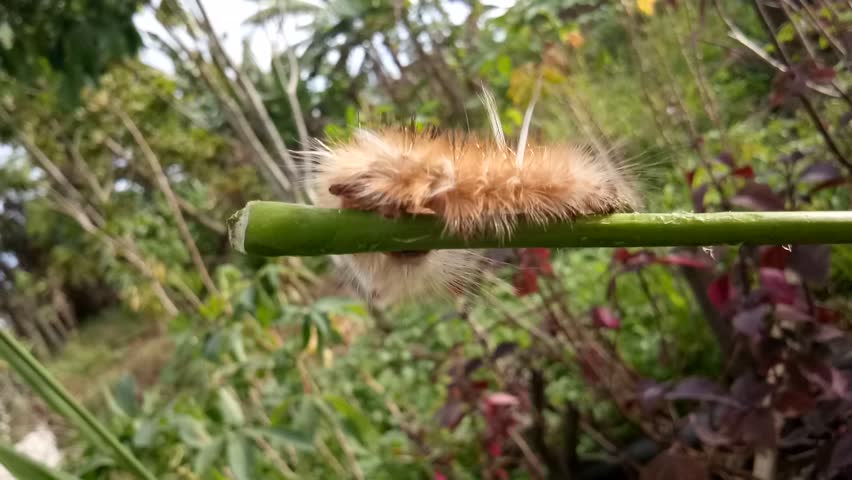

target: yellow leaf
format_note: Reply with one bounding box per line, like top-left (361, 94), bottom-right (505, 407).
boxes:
top-left (541, 65), bottom-right (566, 85)
top-left (508, 65), bottom-right (535, 106)
top-left (637, 0), bottom-right (656, 16)
top-left (562, 30), bottom-right (585, 49)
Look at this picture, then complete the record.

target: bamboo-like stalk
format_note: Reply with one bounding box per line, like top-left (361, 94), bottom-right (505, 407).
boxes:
top-left (228, 202), bottom-right (852, 257)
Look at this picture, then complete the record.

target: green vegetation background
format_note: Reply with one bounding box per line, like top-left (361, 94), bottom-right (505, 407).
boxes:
top-left (1, 0), bottom-right (851, 479)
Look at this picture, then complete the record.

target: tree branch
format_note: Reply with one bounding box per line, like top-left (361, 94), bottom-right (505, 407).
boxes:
top-left (115, 108), bottom-right (220, 298)
top-left (228, 202), bottom-right (852, 257)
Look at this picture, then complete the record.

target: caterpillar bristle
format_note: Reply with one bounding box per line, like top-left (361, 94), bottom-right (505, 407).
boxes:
top-left (304, 103), bottom-right (644, 306)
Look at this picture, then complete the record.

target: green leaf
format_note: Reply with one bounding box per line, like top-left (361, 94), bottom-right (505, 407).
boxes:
top-left (226, 433), bottom-right (254, 480)
top-left (0, 22), bottom-right (13, 50)
top-left (229, 328), bottom-right (247, 362)
top-left (0, 442), bottom-right (77, 480)
top-left (175, 416), bottom-right (209, 448)
top-left (194, 436), bottom-right (224, 476)
top-left (301, 315), bottom-right (312, 349)
top-left (247, 427), bottom-right (315, 452)
top-left (111, 375), bottom-right (138, 416)
top-left (218, 388), bottom-right (245, 427)
top-left (496, 55), bottom-right (512, 76)
top-left (777, 23), bottom-right (795, 43)
top-left (323, 394), bottom-right (377, 444)
top-left (132, 420), bottom-right (158, 449)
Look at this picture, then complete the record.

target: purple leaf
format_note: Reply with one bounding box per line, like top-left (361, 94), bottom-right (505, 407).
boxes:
top-left (731, 183), bottom-right (785, 211)
top-left (638, 380), bottom-right (667, 413)
top-left (666, 377), bottom-right (740, 406)
top-left (800, 163), bottom-right (842, 184)
top-left (733, 304), bottom-right (771, 337)
top-left (491, 342), bottom-right (517, 360)
top-left (731, 373), bottom-right (772, 406)
top-left (435, 400), bottom-right (467, 430)
top-left (813, 324), bottom-right (845, 342)
top-left (774, 304), bottom-right (813, 323)
top-left (788, 245), bottom-right (831, 285)
top-left (464, 358), bottom-right (484, 376)
top-left (716, 152), bottom-right (735, 167)
top-left (781, 150), bottom-right (805, 165)
top-left (690, 414), bottom-right (732, 447)
top-left (691, 183), bottom-right (710, 213)
top-left (796, 356), bottom-right (834, 393)
top-left (828, 432), bottom-right (852, 477)
top-left (591, 306), bottom-right (621, 329)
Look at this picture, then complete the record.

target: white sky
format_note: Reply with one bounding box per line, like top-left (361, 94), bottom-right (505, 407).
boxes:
top-left (133, 0), bottom-right (515, 74)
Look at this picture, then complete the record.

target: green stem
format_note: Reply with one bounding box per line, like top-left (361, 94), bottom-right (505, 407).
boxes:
top-left (0, 329), bottom-right (156, 480)
top-left (228, 201), bottom-right (852, 257)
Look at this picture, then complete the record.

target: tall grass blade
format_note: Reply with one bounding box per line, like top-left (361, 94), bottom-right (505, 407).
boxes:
top-left (0, 328), bottom-right (156, 480)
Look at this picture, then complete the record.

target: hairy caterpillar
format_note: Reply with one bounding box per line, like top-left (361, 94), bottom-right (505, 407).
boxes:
top-left (304, 94), bottom-right (642, 307)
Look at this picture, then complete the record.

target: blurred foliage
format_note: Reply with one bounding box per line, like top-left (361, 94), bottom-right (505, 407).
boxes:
top-left (1, 0), bottom-right (852, 479)
top-left (0, 0), bottom-right (147, 106)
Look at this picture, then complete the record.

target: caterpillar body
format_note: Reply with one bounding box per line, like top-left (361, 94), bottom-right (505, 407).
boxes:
top-left (306, 100), bottom-right (642, 306)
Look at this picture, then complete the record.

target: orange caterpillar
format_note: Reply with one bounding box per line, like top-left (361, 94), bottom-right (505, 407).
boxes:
top-left (306, 95), bottom-right (642, 306)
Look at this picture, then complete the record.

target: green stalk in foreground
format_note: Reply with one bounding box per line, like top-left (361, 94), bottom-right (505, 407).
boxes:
top-left (228, 201), bottom-right (852, 257)
top-left (0, 328), bottom-right (156, 480)
top-left (0, 442), bottom-right (77, 480)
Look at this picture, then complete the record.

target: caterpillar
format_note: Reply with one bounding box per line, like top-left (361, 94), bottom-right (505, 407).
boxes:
top-left (304, 93), bottom-right (642, 307)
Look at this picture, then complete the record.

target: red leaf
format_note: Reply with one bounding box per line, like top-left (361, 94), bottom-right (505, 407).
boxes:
top-left (641, 451), bottom-right (711, 480)
top-left (774, 389), bottom-right (817, 417)
top-left (759, 268), bottom-right (800, 305)
top-left (816, 307), bottom-right (842, 324)
top-left (807, 64), bottom-right (837, 84)
top-left (578, 347), bottom-right (605, 386)
top-left (487, 439), bottom-right (502, 457)
top-left (613, 248), bottom-right (633, 264)
top-left (707, 274), bottom-right (734, 311)
top-left (685, 169), bottom-right (697, 187)
top-left (513, 269), bottom-right (539, 297)
top-left (731, 183), bottom-right (785, 211)
top-left (759, 246), bottom-right (790, 270)
top-left (524, 248), bottom-right (553, 276)
top-left (731, 166), bottom-right (755, 179)
top-left (591, 306), bottom-right (621, 329)
top-left (742, 408), bottom-right (777, 449)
